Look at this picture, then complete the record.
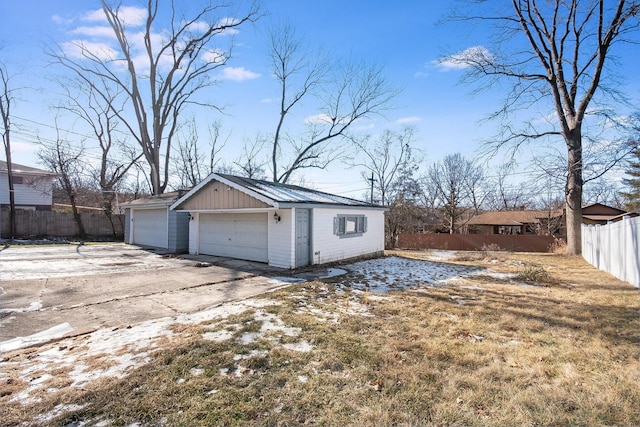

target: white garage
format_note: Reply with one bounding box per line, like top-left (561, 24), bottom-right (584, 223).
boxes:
top-left (132, 208), bottom-right (168, 248)
top-left (171, 173), bottom-right (387, 269)
top-left (198, 213), bottom-right (268, 262)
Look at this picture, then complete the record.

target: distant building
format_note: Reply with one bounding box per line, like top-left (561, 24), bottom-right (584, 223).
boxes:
top-left (0, 161), bottom-right (57, 211)
top-left (467, 203), bottom-right (637, 237)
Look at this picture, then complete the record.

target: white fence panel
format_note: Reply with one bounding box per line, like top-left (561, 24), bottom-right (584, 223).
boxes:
top-left (582, 216), bottom-right (640, 287)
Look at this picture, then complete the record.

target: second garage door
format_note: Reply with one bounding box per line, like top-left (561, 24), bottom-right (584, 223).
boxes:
top-left (199, 213), bottom-right (268, 263)
top-left (132, 208), bottom-right (168, 249)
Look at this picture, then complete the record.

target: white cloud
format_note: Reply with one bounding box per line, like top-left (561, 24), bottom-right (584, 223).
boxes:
top-left (260, 98), bottom-right (275, 104)
top-left (82, 6), bottom-right (147, 26)
top-left (202, 49), bottom-right (226, 64)
top-left (51, 14), bottom-right (73, 25)
top-left (304, 114), bottom-right (335, 125)
top-left (216, 17), bottom-right (241, 35)
top-left (395, 116), bottom-right (422, 124)
top-left (220, 67), bottom-right (260, 81)
top-left (434, 46), bottom-right (492, 71)
top-left (82, 8), bottom-right (107, 23)
top-left (414, 71), bottom-right (429, 79)
top-left (61, 40), bottom-right (117, 61)
top-left (71, 26), bottom-right (116, 38)
top-left (186, 21), bottom-right (211, 33)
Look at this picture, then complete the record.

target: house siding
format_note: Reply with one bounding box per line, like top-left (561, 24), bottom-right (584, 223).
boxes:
top-left (268, 209), bottom-right (293, 268)
top-left (311, 208), bottom-right (385, 265)
top-left (0, 173), bottom-right (53, 209)
top-left (124, 209), bottom-right (131, 243)
top-left (179, 181), bottom-right (269, 210)
top-left (189, 212), bottom-right (199, 254)
top-left (168, 210), bottom-right (189, 253)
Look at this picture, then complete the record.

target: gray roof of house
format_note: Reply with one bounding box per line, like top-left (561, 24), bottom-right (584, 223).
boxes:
top-left (120, 189), bottom-right (191, 208)
top-left (0, 160), bottom-right (56, 176)
top-left (216, 173), bottom-right (379, 207)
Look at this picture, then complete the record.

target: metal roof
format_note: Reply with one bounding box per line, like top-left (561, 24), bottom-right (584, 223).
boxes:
top-left (216, 174), bottom-right (377, 207)
top-left (170, 173), bottom-right (384, 211)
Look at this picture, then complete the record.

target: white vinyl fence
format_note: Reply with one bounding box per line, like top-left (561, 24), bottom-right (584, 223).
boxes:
top-left (582, 215), bottom-right (640, 287)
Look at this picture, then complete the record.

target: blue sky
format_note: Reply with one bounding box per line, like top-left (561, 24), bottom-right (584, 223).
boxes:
top-left (1, 0), bottom-right (638, 198)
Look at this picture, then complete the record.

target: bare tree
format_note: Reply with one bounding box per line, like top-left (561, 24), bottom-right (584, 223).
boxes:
top-left (50, 0), bottom-right (260, 195)
top-left (442, 0), bottom-right (639, 254)
top-left (0, 63), bottom-right (17, 239)
top-left (58, 81), bottom-right (141, 236)
top-left (351, 127), bottom-right (417, 206)
top-left (233, 135), bottom-right (269, 179)
top-left (266, 23), bottom-right (397, 183)
top-left (173, 119), bottom-right (227, 188)
top-left (38, 127), bottom-right (87, 239)
top-left (426, 153), bottom-right (485, 234)
top-left (351, 127), bottom-right (422, 246)
top-left (485, 164), bottom-right (533, 210)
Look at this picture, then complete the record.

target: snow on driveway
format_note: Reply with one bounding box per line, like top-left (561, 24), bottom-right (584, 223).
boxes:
top-left (0, 255), bottom-right (513, 416)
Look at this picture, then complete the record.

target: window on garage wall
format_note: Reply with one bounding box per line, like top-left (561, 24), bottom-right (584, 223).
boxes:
top-left (333, 215), bottom-right (367, 237)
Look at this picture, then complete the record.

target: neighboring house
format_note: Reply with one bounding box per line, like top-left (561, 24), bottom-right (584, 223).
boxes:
top-left (169, 173), bottom-right (387, 269)
top-left (580, 203), bottom-right (637, 224)
top-left (0, 161), bottom-right (57, 211)
top-left (468, 203), bottom-right (637, 236)
top-left (121, 190), bottom-right (191, 253)
top-left (468, 210), bottom-right (564, 236)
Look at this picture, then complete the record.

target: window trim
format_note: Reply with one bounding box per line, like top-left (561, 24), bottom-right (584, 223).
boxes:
top-left (334, 214), bottom-right (367, 237)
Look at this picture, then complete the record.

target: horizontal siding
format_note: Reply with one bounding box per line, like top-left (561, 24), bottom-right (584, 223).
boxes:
top-left (189, 213), bottom-right (199, 254)
top-left (168, 211), bottom-right (190, 253)
top-left (0, 174), bottom-right (53, 207)
top-left (268, 209), bottom-right (293, 268)
top-left (311, 208), bottom-right (385, 265)
top-left (124, 209), bottom-right (131, 243)
top-left (180, 180), bottom-right (269, 210)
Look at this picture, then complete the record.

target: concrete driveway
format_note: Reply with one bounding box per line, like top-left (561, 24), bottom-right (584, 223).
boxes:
top-left (0, 243), bottom-right (291, 348)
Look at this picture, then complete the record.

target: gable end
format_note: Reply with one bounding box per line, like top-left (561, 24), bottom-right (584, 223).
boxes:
top-left (176, 180), bottom-right (270, 210)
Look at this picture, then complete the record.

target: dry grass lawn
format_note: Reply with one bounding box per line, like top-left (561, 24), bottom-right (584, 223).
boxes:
top-left (1, 250), bottom-right (638, 426)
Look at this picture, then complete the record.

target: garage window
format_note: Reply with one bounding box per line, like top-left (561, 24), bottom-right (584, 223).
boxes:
top-left (334, 215), bottom-right (367, 237)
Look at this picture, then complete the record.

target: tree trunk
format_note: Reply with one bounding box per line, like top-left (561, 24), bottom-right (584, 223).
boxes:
top-left (565, 139), bottom-right (583, 255)
top-left (5, 150), bottom-right (16, 239)
top-left (68, 191), bottom-right (86, 239)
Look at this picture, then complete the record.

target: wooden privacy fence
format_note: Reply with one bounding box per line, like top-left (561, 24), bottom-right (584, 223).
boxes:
top-left (582, 216), bottom-right (640, 287)
top-left (397, 233), bottom-right (558, 253)
top-left (1, 208), bottom-right (124, 239)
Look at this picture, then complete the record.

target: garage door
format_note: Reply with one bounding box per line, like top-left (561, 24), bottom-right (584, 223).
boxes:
top-left (132, 208), bottom-right (168, 249)
top-left (199, 213), bottom-right (268, 262)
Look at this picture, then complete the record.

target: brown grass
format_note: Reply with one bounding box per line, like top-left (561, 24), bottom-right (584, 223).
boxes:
top-left (2, 251), bottom-right (638, 426)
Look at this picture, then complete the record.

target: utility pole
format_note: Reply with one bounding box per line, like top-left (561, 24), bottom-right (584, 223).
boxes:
top-left (368, 172), bottom-right (375, 205)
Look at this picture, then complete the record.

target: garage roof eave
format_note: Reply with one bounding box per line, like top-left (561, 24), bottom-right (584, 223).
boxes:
top-left (170, 172), bottom-right (382, 211)
top-left (277, 202), bottom-right (388, 211)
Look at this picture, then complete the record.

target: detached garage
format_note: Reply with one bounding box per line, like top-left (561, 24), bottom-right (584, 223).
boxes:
top-left (121, 191), bottom-right (190, 252)
top-left (170, 173), bottom-right (386, 269)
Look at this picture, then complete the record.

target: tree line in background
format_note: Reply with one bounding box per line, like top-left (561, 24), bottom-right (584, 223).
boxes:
top-left (1, 0), bottom-right (639, 255)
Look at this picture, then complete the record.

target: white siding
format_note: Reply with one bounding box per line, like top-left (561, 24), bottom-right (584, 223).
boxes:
top-left (268, 209), bottom-right (294, 268)
top-left (0, 173), bottom-right (53, 207)
top-left (189, 213), bottom-right (199, 254)
top-left (311, 208), bottom-right (385, 265)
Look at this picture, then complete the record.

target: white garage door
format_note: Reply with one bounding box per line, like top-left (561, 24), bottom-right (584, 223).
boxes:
top-left (132, 208), bottom-right (168, 249)
top-left (199, 213), bottom-right (268, 262)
